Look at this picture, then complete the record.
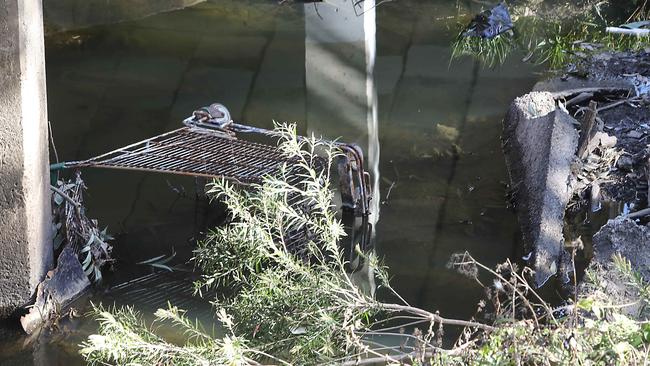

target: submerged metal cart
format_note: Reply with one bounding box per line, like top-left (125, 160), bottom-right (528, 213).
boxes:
top-left (62, 103), bottom-right (373, 217)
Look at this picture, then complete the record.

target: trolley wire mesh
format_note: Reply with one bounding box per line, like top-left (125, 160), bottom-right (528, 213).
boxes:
top-left (68, 127), bottom-right (298, 185)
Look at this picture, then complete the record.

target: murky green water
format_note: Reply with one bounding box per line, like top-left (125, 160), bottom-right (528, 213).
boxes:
top-left (1, 0), bottom-right (544, 363)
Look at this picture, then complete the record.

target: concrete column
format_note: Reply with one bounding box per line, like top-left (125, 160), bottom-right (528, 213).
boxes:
top-left (0, 0), bottom-right (53, 318)
top-left (304, 0), bottom-right (380, 222)
top-left (305, 0), bottom-right (380, 297)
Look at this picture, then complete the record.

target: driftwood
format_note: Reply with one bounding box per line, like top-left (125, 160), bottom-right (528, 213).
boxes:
top-left (566, 92), bottom-right (594, 107)
top-left (577, 101), bottom-right (599, 159)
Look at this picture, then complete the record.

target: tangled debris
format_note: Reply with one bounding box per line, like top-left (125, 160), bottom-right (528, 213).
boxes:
top-left (558, 50), bottom-right (650, 213)
top-left (21, 173), bottom-right (116, 334)
top-left (52, 172), bottom-right (114, 283)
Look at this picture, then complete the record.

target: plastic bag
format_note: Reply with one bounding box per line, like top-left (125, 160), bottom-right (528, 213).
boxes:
top-left (463, 2), bottom-right (513, 39)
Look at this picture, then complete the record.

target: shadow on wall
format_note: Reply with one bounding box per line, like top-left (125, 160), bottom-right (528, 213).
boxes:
top-left (43, 0), bottom-right (206, 32)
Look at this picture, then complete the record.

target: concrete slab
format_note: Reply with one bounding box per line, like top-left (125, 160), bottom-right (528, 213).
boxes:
top-left (389, 77), bottom-right (470, 129)
top-left (252, 40), bottom-right (305, 89)
top-left (44, 0), bottom-right (205, 32)
top-left (503, 92), bottom-right (579, 286)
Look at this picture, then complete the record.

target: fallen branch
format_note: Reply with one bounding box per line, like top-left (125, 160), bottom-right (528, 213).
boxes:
top-left (577, 101), bottom-right (599, 159)
top-left (627, 208), bottom-right (650, 219)
top-left (549, 87), bottom-right (632, 99)
top-left (340, 340), bottom-right (476, 365)
top-left (597, 97), bottom-right (641, 113)
top-left (379, 303), bottom-right (496, 331)
top-left (50, 185), bottom-right (81, 209)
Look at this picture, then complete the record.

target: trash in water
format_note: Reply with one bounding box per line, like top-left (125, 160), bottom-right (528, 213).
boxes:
top-left (463, 2), bottom-right (513, 39)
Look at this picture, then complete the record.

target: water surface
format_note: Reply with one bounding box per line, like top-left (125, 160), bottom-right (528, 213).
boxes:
top-left (1, 0), bottom-right (543, 363)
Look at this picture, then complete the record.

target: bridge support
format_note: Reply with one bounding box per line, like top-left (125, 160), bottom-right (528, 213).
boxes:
top-left (0, 0), bottom-right (53, 318)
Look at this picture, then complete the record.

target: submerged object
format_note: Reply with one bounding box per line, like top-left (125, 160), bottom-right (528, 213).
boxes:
top-left (463, 2), bottom-right (513, 39)
top-left (64, 102), bottom-right (373, 218)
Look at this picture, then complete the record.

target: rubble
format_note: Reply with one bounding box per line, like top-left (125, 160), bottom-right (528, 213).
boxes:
top-left (504, 50), bottom-right (650, 286)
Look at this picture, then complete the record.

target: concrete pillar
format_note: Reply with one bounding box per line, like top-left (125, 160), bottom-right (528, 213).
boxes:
top-left (0, 0), bottom-right (53, 318)
top-left (304, 0), bottom-right (380, 222)
top-left (305, 0), bottom-right (380, 296)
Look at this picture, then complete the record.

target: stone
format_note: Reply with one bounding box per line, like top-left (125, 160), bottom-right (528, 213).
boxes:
top-left (593, 217), bottom-right (650, 281)
top-left (0, 0), bottom-right (53, 318)
top-left (598, 133), bottom-right (617, 148)
top-left (578, 217), bottom-right (650, 318)
top-left (503, 92), bottom-right (579, 286)
top-left (616, 155), bottom-right (634, 171)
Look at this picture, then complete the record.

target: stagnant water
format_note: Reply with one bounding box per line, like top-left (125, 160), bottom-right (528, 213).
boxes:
top-left (1, 0), bottom-right (545, 363)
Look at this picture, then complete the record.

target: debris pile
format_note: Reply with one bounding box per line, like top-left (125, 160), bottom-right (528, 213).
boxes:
top-left (503, 50), bottom-right (650, 286)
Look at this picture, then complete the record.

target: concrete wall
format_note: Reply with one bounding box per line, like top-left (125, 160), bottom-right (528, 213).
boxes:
top-left (0, 0), bottom-right (53, 318)
top-left (44, 0), bottom-right (206, 32)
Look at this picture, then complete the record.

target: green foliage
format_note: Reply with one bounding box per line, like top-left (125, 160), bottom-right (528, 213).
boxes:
top-left (435, 254), bottom-right (650, 366)
top-left (452, 1), bottom-right (650, 69)
top-left (81, 304), bottom-right (255, 366)
top-left (81, 125), bottom-right (650, 365)
top-left (81, 124), bottom-right (402, 365)
top-left (452, 33), bottom-right (515, 67)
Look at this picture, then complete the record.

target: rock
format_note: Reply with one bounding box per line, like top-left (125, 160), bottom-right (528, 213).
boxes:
top-left (580, 218), bottom-right (650, 318)
top-left (598, 133), bottom-right (617, 148)
top-left (616, 155), bottom-right (634, 171)
top-left (503, 92), bottom-right (580, 287)
top-left (592, 218), bottom-right (650, 282)
top-left (20, 247), bottom-right (90, 334)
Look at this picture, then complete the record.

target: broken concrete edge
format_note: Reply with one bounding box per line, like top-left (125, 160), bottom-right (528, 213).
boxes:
top-left (20, 246), bottom-right (90, 334)
top-left (503, 91), bottom-right (579, 287)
